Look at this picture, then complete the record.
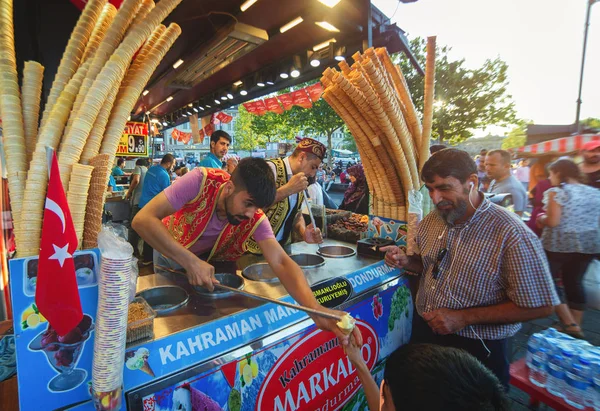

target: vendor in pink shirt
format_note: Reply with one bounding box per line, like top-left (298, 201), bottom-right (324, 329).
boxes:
top-left (132, 158), bottom-right (359, 344)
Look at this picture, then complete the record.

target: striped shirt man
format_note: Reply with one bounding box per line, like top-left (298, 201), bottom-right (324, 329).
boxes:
top-left (415, 198), bottom-right (560, 340)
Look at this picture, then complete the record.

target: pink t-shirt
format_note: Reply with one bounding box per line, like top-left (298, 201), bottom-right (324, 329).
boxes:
top-left (163, 168), bottom-right (274, 255)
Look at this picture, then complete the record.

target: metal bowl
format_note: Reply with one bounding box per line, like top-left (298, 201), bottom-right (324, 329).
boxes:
top-left (193, 273), bottom-right (244, 299)
top-left (317, 245), bottom-right (356, 258)
top-left (289, 253), bottom-right (325, 268)
top-left (242, 263), bottom-right (279, 283)
top-left (136, 285), bottom-right (189, 315)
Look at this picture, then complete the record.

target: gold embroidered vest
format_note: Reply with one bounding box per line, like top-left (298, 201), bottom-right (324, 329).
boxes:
top-left (245, 158), bottom-right (304, 254)
top-left (162, 167), bottom-right (266, 261)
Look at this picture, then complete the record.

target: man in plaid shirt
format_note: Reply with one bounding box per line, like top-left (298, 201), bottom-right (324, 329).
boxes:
top-left (383, 149), bottom-right (559, 388)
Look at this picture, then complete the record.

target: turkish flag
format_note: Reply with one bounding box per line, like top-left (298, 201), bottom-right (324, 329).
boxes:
top-left (35, 149), bottom-right (82, 336)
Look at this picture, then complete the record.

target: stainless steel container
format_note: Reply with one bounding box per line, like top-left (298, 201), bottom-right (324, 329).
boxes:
top-left (193, 273), bottom-right (244, 299)
top-left (317, 245), bottom-right (356, 258)
top-left (242, 263), bottom-right (279, 283)
top-left (289, 253), bottom-right (325, 268)
top-left (136, 285), bottom-right (189, 315)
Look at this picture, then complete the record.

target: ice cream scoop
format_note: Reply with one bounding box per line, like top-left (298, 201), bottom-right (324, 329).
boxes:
top-left (336, 314), bottom-right (356, 335)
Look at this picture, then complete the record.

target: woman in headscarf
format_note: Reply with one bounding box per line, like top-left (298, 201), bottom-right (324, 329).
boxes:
top-left (339, 164), bottom-right (369, 214)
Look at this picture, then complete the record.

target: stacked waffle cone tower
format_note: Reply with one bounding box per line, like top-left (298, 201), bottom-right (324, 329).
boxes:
top-left (0, 0), bottom-right (183, 257)
top-left (321, 40), bottom-right (436, 221)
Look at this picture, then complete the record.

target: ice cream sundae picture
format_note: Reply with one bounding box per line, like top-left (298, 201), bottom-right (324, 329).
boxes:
top-left (125, 347), bottom-right (154, 377)
top-left (28, 314), bottom-right (94, 392)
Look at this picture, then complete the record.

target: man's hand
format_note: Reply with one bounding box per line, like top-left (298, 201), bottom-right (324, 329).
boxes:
top-left (125, 191), bottom-right (131, 201)
top-left (309, 307), bottom-right (363, 347)
top-left (304, 224), bottom-right (323, 244)
top-left (182, 258), bottom-right (220, 291)
top-left (380, 245), bottom-right (409, 268)
top-left (422, 308), bottom-right (467, 335)
top-left (286, 172), bottom-right (308, 195)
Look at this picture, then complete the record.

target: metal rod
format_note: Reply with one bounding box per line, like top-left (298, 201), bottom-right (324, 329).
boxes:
top-left (303, 190), bottom-right (322, 248)
top-left (303, 190), bottom-right (317, 228)
top-left (576, 0), bottom-right (597, 133)
top-left (154, 264), bottom-right (343, 322)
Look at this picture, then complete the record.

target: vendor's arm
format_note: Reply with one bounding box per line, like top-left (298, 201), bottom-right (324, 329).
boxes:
top-left (423, 232), bottom-right (559, 335)
top-left (294, 211), bottom-right (323, 244)
top-left (274, 172), bottom-right (308, 203)
top-left (344, 335), bottom-right (380, 411)
top-left (259, 237), bottom-right (362, 346)
top-left (132, 170), bottom-right (218, 290)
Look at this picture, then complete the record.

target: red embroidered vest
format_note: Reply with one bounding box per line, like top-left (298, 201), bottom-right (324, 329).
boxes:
top-left (162, 168), bottom-right (266, 261)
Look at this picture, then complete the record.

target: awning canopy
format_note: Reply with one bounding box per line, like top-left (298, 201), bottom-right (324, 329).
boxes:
top-left (515, 134), bottom-right (600, 157)
top-left (131, 0), bottom-right (422, 123)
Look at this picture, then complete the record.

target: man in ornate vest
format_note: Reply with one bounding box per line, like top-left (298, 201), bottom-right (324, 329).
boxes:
top-left (132, 158), bottom-right (357, 344)
top-left (245, 138), bottom-right (326, 254)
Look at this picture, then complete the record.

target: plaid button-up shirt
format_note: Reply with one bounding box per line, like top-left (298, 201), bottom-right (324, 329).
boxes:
top-left (415, 198), bottom-right (559, 340)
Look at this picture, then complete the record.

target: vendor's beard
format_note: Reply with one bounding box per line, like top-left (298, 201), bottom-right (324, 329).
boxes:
top-left (224, 195), bottom-right (249, 226)
top-left (436, 198), bottom-right (468, 224)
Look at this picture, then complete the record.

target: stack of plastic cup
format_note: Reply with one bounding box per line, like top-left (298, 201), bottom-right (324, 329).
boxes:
top-left (91, 254), bottom-right (131, 411)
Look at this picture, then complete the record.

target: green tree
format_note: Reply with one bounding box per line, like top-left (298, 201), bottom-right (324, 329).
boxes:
top-left (583, 117), bottom-right (600, 129)
top-left (250, 111), bottom-right (299, 143)
top-left (233, 106), bottom-right (266, 151)
top-left (289, 99), bottom-right (345, 167)
top-left (340, 127), bottom-right (358, 152)
top-left (395, 38), bottom-right (519, 144)
top-left (502, 125), bottom-right (527, 150)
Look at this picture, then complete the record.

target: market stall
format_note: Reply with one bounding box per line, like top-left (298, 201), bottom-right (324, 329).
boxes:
top-left (0, 1), bottom-right (425, 410)
top-left (9, 236), bottom-right (412, 410)
top-left (515, 133), bottom-right (600, 157)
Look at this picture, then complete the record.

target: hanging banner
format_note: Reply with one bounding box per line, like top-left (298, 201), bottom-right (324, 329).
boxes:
top-left (254, 100), bottom-right (267, 116)
top-left (180, 132), bottom-right (191, 145)
top-left (305, 82), bottom-right (324, 102)
top-left (215, 112), bottom-right (233, 124)
top-left (203, 123), bottom-right (215, 138)
top-left (291, 89), bottom-right (313, 109)
top-left (70, 0), bottom-right (123, 10)
top-left (277, 93), bottom-right (294, 111)
top-left (243, 102), bottom-right (259, 115)
top-left (201, 114), bottom-right (215, 137)
top-left (171, 128), bottom-right (191, 143)
top-left (116, 122), bottom-right (148, 157)
top-left (264, 97), bottom-right (283, 114)
top-left (242, 82), bottom-right (322, 116)
top-left (189, 114), bottom-right (203, 144)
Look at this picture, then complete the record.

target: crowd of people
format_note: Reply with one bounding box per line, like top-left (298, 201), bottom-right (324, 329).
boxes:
top-left (108, 129), bottom-right (600, 410)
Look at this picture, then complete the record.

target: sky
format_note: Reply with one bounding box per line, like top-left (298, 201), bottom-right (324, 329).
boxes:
top-left (372, 0), bottom-right (600, 134)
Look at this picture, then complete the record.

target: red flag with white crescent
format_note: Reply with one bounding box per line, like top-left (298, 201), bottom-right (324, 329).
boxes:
top-left (35, 149), bottom-right (82, 336)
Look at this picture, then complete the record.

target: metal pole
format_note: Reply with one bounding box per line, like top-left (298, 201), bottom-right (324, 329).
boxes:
top-left (576, 0), bottom-right (596, 133)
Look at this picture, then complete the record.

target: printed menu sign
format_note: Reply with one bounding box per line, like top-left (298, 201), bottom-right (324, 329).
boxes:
top-left (117, 122), bottom-right (148, 157)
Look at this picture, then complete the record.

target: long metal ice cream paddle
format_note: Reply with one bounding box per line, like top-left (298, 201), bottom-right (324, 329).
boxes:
top-left (154, 264), bottom-right (343, 322)
top-left (303, 189), bottom-right (322, 249)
